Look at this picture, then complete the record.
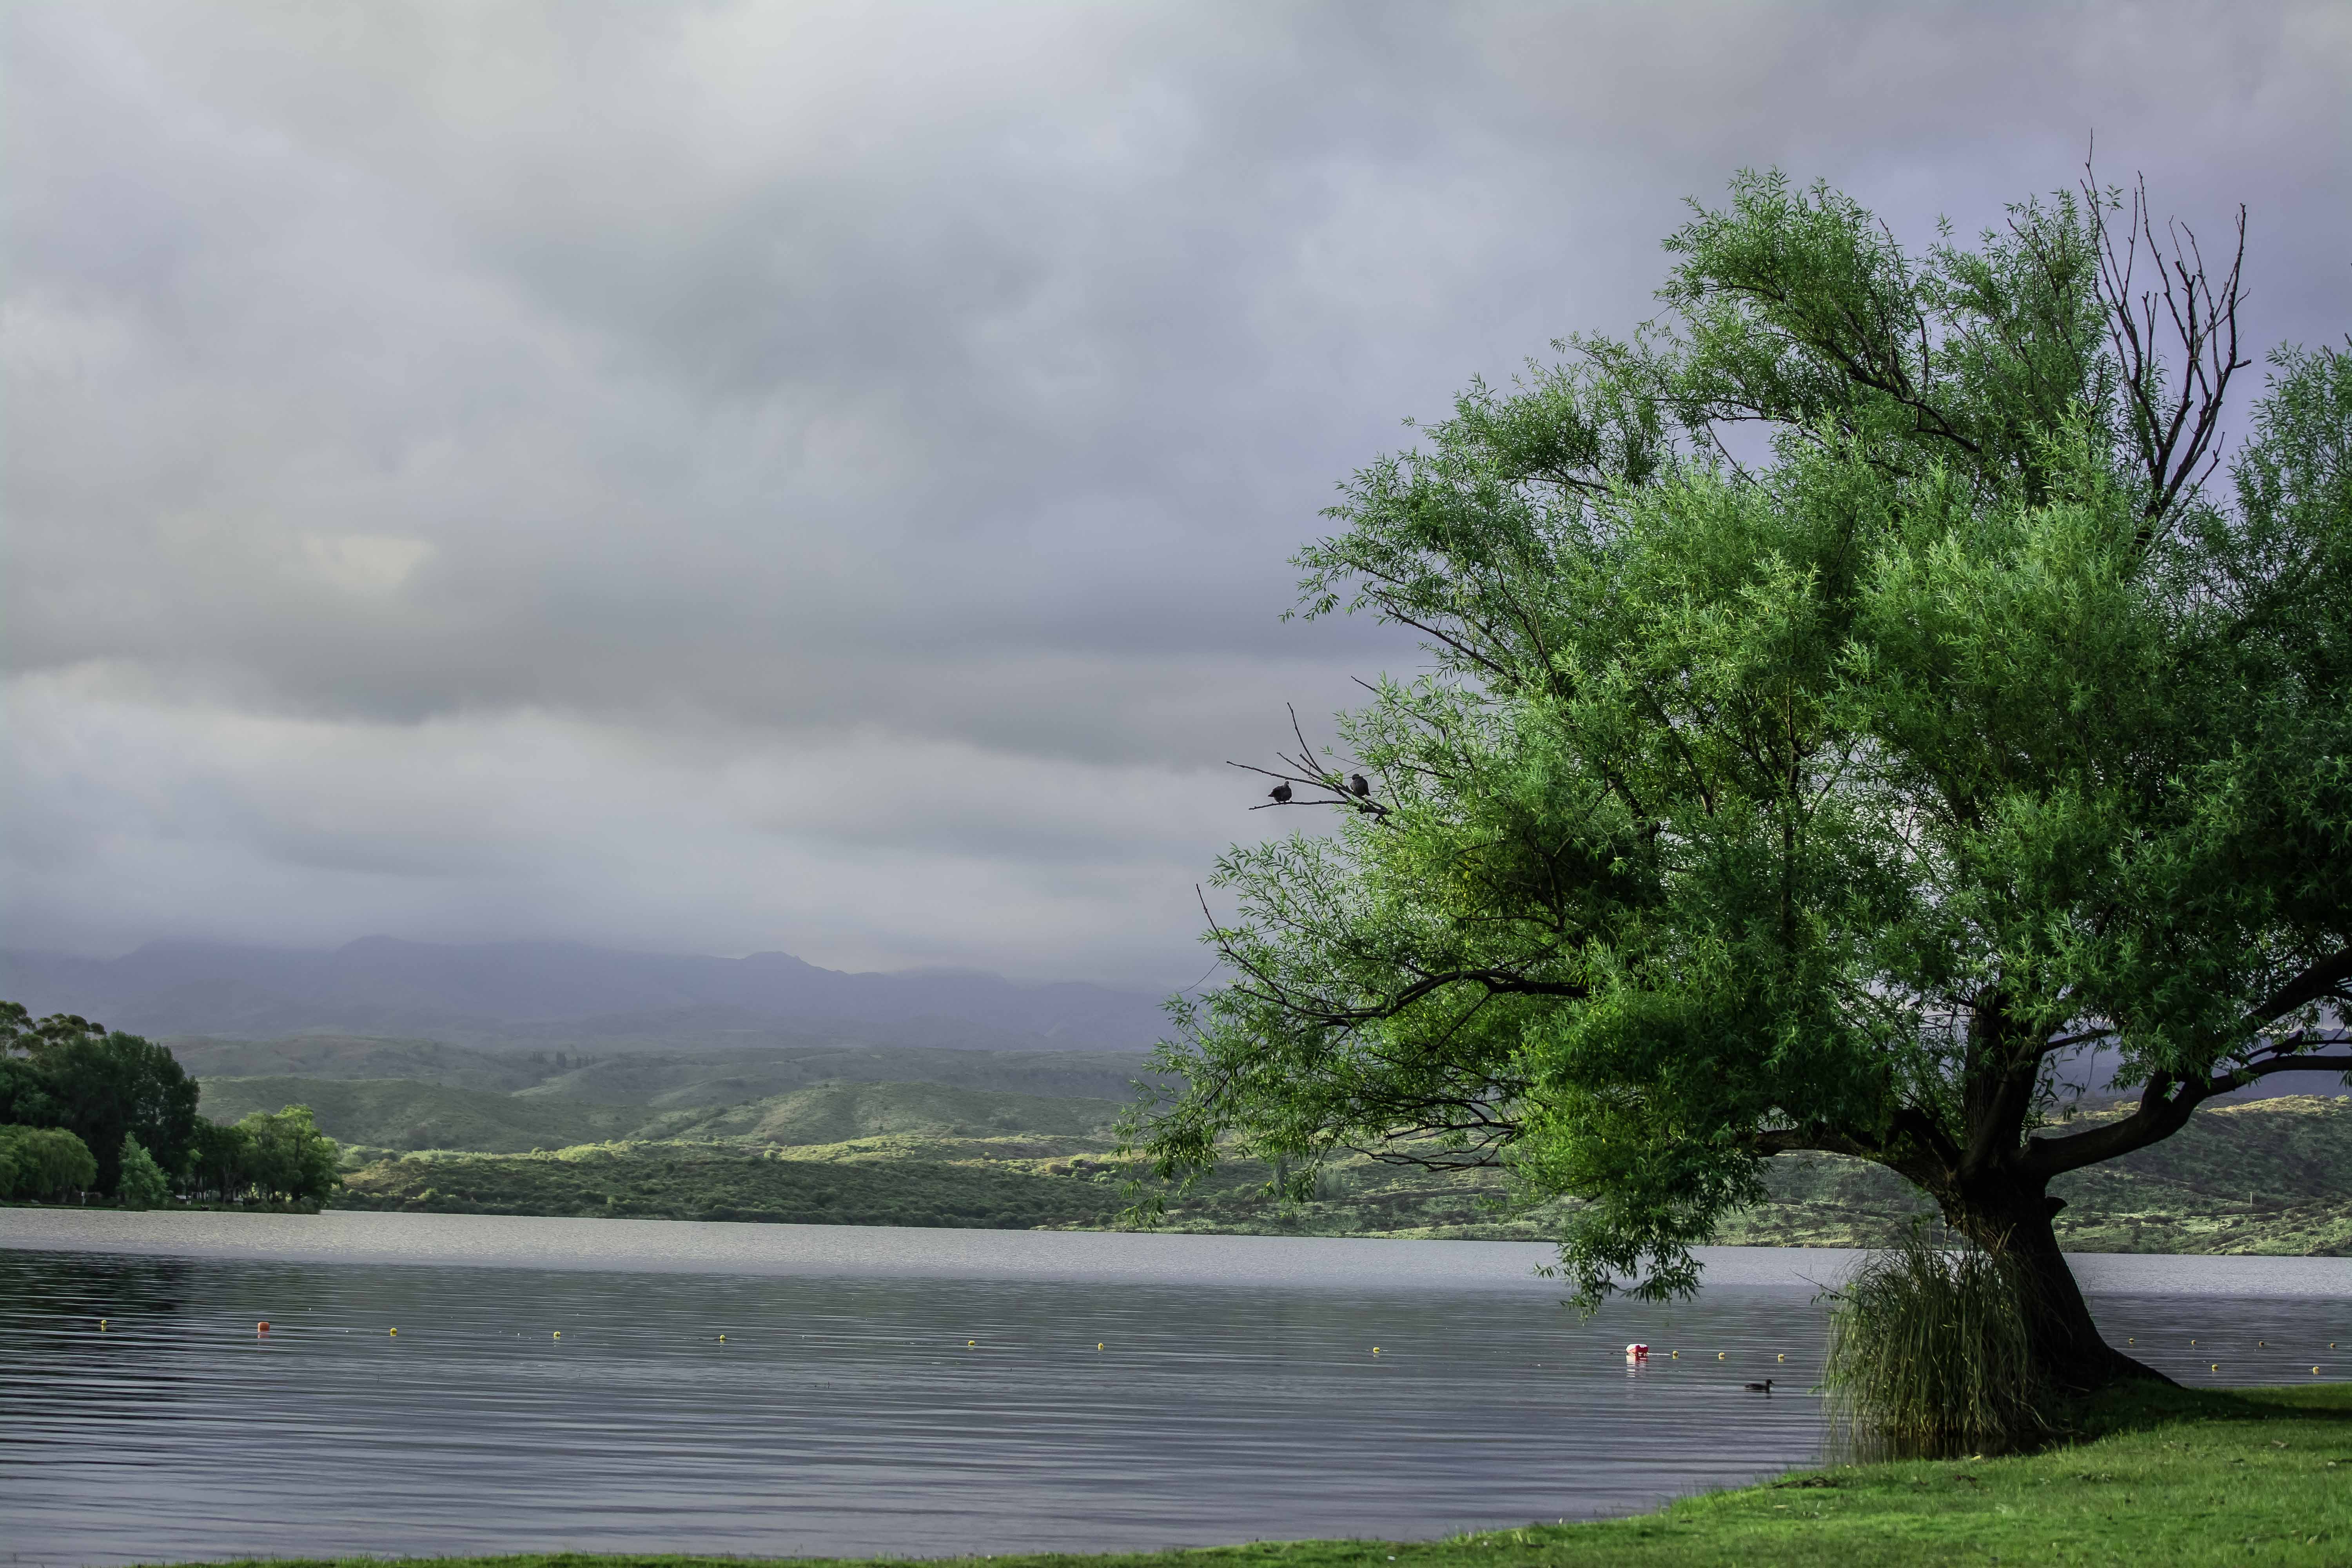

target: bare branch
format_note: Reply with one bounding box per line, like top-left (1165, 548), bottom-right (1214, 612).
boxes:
top-left (2084, 163), bottom-right (2250, 530)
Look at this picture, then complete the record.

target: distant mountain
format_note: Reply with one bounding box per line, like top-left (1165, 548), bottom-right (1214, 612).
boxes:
top-left (0, 937), bottom-right (1172, 1052)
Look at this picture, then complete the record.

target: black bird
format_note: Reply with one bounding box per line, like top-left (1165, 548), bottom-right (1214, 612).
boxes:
top-left (1267, 782), bottom-right (1293, 804)
top-left (1743, 1379), bottom-right (1775, 1393)
top-left (1348, 773), bottom-right (1370, 797)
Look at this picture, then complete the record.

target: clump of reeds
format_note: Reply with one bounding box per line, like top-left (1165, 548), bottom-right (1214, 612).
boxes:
top-left (1820, 1227), bottom-right (2051, 1455)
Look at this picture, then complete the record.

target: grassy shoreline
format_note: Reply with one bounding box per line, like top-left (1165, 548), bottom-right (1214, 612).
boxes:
top-left (134, 1385), bottom-right (2351, 1567)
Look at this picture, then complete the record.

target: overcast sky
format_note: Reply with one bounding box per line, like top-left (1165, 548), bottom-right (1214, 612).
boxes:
top-left (5, 1), bottom-right (2347, 988)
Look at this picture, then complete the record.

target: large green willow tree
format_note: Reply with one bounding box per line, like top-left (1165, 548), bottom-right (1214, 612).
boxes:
top-left (1132, 172), bottom-right (2350, 1388)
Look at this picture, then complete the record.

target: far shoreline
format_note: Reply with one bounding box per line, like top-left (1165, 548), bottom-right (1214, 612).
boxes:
top-left (5, 1207), bottom-right (2347, 1297)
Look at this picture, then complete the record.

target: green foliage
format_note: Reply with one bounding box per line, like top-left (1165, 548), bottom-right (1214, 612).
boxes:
top-left (0, 1054), bottom-right (61, 1125)
top-left (233, 1105), bottom-right (343, 1205)
top-left (0, 1001), bottom-right (200, 1194)
top-left (183, 1119), bottom-right (255, 1202)
top-left (1131, 169), bottom-right (2352, 1350)
top-left (0, 1123), bottom-right (98, 1199)
top-left (115, 1133), bottom-right (172, 1210)
top-left (1821, 1232), bottom-right (2050, 1452)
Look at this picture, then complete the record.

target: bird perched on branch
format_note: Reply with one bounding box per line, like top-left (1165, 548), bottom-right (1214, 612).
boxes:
top-left (1348, 774), bottom-right (1370, 797)
top-left (1267, 782), bottom-right (1292, 804)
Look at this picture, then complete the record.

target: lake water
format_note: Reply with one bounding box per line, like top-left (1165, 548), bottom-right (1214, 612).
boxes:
top-left (2, 1211), bottom-right (2345, 1566)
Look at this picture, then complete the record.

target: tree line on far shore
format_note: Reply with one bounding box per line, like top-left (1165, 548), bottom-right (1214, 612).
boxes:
top-left (0, 1001), bottom-right (340, 1208)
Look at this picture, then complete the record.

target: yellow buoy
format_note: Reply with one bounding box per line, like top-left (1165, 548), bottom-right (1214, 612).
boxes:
top-left (99, 1319), bottom-right (107, 1331)
top-left (389, 1328), bottom-right (397, 1336)
top-left (1717, 1352), bottom-right (1726, 1361)
top-left (1372, 1347), bottom-right (1381, 1355)
top-left (2212, 1363), bottom-right (2220, 1371)
top-left (1777, 1354), bottom-right (1786, 1363)
top-left (554, 1331), bottom-right (561, 1339)
top-left (718, 1335), bottom-right (725, 1342)
top-left (1097, 1343), bottom-right (1104, 1350)
top-left (967, 1340), bottom-right (976, 1347)
top-left (1670, 1351), bottom-right (1678, 1359)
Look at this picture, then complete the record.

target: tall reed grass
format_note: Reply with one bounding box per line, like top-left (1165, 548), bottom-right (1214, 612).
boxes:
top-left (1820, 1228), bottom-right (2051, 1454)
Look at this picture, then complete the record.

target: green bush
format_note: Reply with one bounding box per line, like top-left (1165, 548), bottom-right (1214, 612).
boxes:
top-left (0, 1123), bottom-right (99, 1200)
top-left (1821, 1228), bottom-right (2051, 1453)
top-left (116, 1134), bottom-right (172, 1209)
top-left (235, 1104), bottom-right (343, 1204)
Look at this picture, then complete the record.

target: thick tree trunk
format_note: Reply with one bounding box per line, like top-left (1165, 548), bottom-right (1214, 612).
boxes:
top-left (1947, 1181), bottom-right (2171, 1393)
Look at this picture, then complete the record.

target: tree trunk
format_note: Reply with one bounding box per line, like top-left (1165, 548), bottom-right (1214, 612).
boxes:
top-left (1946, 1179), bottom-right (2170, 1393)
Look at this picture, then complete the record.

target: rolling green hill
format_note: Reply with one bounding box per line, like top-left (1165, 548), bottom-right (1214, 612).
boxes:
top-left (169, 1035), bottom-right (546, 1089)
top-left (519, 1046), bottom-right (1161, 1106)
top-left (195, 1076), bottom-right (639, 1152)
top-left (174, 1036), bottom-right (1163, 1107)
top-left (644, 1082), bottom-right (1124, 1143)
top-left (199, 1074), bottom-right (1125, 1154)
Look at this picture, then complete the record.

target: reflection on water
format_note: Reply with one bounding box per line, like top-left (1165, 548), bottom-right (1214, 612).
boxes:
top-left (0, 1216), bottom-right (2344, 1567)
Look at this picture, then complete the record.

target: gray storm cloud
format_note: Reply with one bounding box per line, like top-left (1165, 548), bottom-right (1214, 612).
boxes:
top-left (5, 0), bottom-right (2347, 986)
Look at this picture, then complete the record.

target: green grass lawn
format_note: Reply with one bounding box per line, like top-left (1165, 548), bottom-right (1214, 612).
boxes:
top-left (141, 1385), bottom-right (2351, 1567)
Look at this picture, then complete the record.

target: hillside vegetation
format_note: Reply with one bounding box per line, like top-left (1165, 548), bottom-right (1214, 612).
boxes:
top-left (200, 1076), bottom-right (1125, 1154)
top-left (337, 1138), bottom-right (1124, 1229)
top-left (330, 1091), bottom-right (2351, 1254)
top-left (651, 1082), bottom-right (1122, 1144)
top-left (182, 1036), bottom-right (1160, 1102)
top-left (174, 1033), bottom-right (2345, 1251)
top-left (195, 1076), bottom-right (640, 1153)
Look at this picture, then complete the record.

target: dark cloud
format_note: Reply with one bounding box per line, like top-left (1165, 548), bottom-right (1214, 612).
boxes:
top-left (6, 0), bottom-right (2347, 985)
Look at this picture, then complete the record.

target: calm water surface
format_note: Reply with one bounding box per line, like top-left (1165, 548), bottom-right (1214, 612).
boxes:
top-left (2, 1212), bottom-right (2345, 1566)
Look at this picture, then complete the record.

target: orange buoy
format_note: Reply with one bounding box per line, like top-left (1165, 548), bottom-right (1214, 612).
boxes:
top-left (257, 1321), bottom-right (270, 1334)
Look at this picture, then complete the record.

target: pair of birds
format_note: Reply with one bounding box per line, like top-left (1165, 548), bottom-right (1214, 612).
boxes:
top-left (1265, 775), bottom-right (1370, 804)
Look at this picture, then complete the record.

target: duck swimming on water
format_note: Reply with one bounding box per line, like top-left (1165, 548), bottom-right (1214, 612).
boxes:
top-left (1743, 1378), bottom-right (1775, 1393)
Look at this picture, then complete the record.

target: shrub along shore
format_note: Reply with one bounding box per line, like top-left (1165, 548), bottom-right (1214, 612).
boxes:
top-left (132, 1385), bottom-right (2350, 1567)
